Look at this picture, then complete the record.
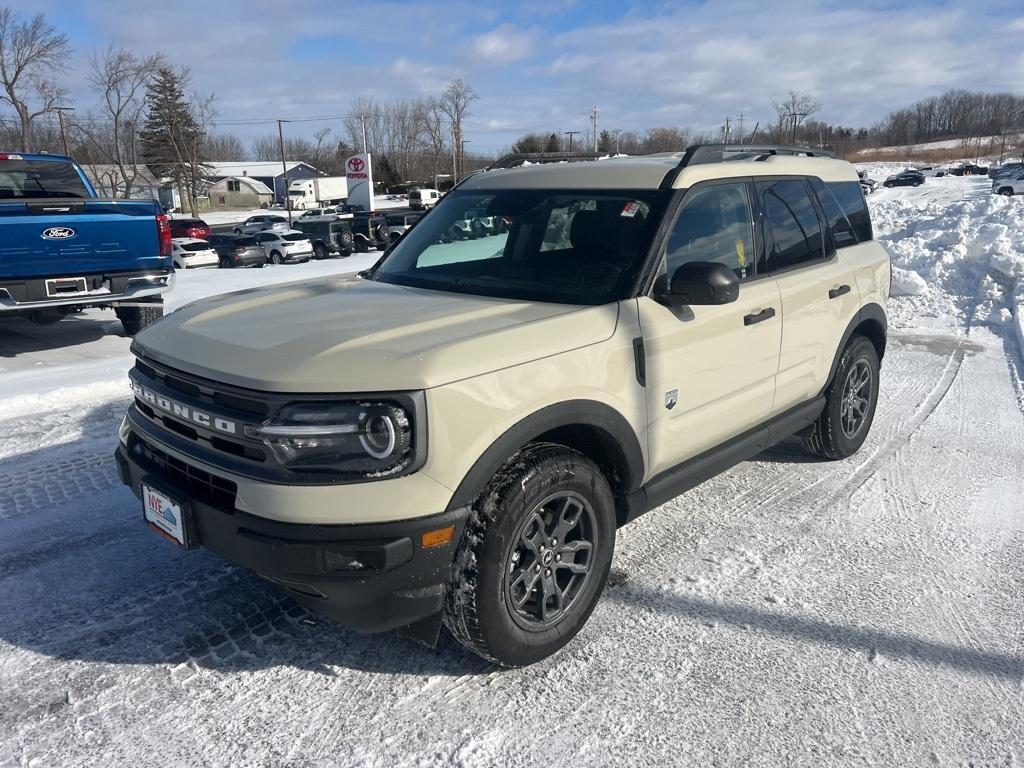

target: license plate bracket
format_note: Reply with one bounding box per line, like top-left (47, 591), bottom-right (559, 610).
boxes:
top-left (142, 479), bottom-right (196, 549)
top-left (45, 276), bottom-right (88, 296)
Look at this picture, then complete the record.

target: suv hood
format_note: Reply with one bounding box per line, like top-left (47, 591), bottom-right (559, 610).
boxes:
top-left (133, 275), bottom-right (619, 392)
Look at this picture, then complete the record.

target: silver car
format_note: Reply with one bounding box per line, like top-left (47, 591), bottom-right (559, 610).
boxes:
top-left (233, 215), bottom-right (290, 235)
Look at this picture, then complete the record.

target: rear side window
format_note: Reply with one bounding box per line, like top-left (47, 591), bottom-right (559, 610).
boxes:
top-left (234, 237), bottom-right (257, 246)
top-left (283, 233), bottom-right (305, 241)
top-left (759, 179), bottom-right (826, 271)
top-left (828, 181), bottom-right (873, 243)
top-left (809, 178), bottom-right (857, 248)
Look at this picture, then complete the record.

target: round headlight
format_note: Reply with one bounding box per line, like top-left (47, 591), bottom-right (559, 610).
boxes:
top-left (360, 413), bottom-right (397, 459)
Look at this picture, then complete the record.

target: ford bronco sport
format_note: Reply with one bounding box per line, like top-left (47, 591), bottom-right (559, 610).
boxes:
top-left (115, 145), bottom-right (890, 667)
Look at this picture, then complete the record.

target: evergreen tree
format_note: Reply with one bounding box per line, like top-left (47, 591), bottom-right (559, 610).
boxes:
top-left (374, 154), bottom-right (401, 190)
top-left (598, 130), bottom-right (613, 154)
top-left (544, 133), bottom-right (561, 152)
top-left (512, 133), bottom-right (545, 154)
top-left (139, 66), bottom-right (205, 214)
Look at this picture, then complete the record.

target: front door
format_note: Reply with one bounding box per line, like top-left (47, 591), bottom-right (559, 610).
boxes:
top-left (638, 180), bottom-right (782, 478)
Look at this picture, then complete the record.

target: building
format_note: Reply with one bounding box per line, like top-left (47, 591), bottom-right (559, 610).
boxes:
top-left (205, 161), bottom-right (318, 203)
top-left (207, 176), bottom-right (274, 210)
top-left (80, 164), bottom-right (163, 201)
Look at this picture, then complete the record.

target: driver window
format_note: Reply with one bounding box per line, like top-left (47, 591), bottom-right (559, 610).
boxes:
top-left (665, 183), bottom-right (755, 279)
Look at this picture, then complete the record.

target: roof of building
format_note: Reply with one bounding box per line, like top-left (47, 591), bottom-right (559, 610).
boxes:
top-left (211, 175), bottom-right (274, 195)
top-left (206, 161), bottom-right (314, 179)
top-left (462, 146), bottom-right (857, 192)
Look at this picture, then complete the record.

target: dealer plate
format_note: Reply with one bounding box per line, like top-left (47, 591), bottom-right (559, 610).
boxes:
top-left (142, 483), bottom-right (192, 548)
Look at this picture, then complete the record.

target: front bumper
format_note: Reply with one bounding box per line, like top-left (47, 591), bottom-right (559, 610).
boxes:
top-left (0, 270), bottom-right (173, 312)
top-left (115, 435), bottom-right (469, 634)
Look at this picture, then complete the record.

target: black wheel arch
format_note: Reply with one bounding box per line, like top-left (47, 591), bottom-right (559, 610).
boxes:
top-left (445, 399), bottom-right (644, 516)
top-left (820, 302), bottom-right (887, 396)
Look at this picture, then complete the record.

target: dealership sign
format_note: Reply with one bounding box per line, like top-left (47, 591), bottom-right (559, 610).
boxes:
top-left (345, 154), bottom-right (374, 212)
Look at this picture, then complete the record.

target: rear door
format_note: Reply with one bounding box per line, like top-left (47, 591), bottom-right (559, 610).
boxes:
top-left (638, 180), bottom-right (782, 475)
top-left (756, 178), bottom-right (859, 412)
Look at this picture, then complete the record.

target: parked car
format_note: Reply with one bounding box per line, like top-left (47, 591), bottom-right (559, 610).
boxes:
top-left (0, 151), bottom-right (170, 336)
top-left (911, 165), bottom-right (942, 178)
top-left (252, 230), bottom-right (314, 264)
top-left (168, 217), bottom-right (212, 240)
top-left (409, 188), bottom-right (441, 210)
top-left (117, 144), bottom-right (889, 666)
top-left (171, 238), bottom-right (219, 269)
top-left (297, 208), bottom-right (338, 221)
top-left (883, 170), bottom-right (925, 187)
top-left (992, 171), bottom-right (1024, 196)
top-left (234, 215), bottom-right (290, 235)
top-left (348, 213), bottom-right (391, 252)
top-left (291, 218), bottom-right (356, 259)
top-left (860, 177), bottom-right (879, 194)
top-left (386, 212), bottom-right (423, 244)
top-left (206, 234), bottom-right (268, 268)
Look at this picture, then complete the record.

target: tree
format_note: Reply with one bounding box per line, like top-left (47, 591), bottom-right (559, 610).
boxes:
top-left (202, 132), bottom-right (246, 160)
top-left (437, 78), bottom-right (477, 180)
top-left (139, 66), bottom-right (207, 216)
top-left (598, 129), bottom-right (613, 154)
top-left (0, 8), bottom-right (71, 150)
top-left (84, 45), bottom-right (164, 198)
top-left (544, 132), bottom-right (561, 152)
top-left (375, 154), bottom-right (401, 190)
top-left (512, 133), bottom-right (546, 154)
top-left (771, 91), bottom-right (820, 144)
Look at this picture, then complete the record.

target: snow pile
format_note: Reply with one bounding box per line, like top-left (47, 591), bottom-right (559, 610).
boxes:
top-left (864, 174), bottom-right (1024, 330)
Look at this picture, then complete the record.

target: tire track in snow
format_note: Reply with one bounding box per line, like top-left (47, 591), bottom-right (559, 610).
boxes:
top-left (0, 450), bottom-right (118, 522)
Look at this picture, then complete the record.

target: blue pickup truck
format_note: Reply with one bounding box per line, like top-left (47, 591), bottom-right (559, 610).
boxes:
top-left (0, 152), bottom-right (173, 336)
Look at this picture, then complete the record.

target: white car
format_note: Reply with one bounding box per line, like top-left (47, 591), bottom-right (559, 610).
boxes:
top-left (171, 238), bottom-right (219, 269)
top-left (992, 173), bottom-right (1024, 196)
top-left (252, 230), bottom-right (314, 264)
top-left (297, 208), bottom-right (338, 221)
top-left (233, 215), bottom-right (290, 235)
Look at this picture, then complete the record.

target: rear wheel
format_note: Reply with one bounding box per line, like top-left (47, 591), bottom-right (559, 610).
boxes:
top-left (116, 305), bottom-right (163, 337)
top-left (443, 443), bottom-right (616, 667)
top-left (802, 334), bottom-right (880, 460)
top-left (270, 251), bottom-right (283, 265)
top-left (314, 243), bottom-right (329, 260)
top-left (998, 187), bottom-right (1014, 196)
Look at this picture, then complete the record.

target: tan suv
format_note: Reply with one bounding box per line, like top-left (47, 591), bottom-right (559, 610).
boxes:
top-left (115, 145), bottom-right (890, 667)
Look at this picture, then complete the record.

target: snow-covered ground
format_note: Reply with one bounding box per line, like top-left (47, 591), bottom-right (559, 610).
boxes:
top-left (1, 175), bottom-right (1023, 767)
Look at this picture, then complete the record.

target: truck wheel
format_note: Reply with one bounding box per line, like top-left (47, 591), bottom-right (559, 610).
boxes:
top-left (802, 334), bottom-right (879, 460)
top-left (314, 244), bottom-right (329, 260)
top-left (443, 443), bottom-right (616, 667)
top-left (116, 305), bottom-right (163, 337)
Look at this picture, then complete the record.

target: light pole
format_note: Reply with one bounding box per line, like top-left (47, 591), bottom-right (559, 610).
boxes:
top-left (460, 139), bottom-right (470, 179)
top-left (564, 130), bottom-right (580, 152)
top-left (277, 119), bottom-right (292, 226)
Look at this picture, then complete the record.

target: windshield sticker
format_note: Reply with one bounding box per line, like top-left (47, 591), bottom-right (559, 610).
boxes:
top-left (621, 201), bottom-right (641, 218)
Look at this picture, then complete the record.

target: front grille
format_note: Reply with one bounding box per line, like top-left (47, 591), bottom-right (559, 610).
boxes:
top-left (131, 434), bottom-right (237, 510)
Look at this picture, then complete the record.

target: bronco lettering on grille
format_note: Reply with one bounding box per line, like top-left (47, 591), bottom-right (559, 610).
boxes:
top-left (131, 379), bottom-right (237, 435)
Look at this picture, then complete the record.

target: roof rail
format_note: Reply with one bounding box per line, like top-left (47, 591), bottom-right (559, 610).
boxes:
top-left (488, 151), bottom-right (603, 170)
top-left (678, 144), bottom-right (835, 167)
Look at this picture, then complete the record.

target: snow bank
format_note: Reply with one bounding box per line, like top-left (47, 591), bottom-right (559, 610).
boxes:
top-left (864, 174), bottom-right (1024, 329)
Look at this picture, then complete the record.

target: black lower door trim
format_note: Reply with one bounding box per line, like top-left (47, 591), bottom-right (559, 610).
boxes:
top-left (621, 396), bottom-right (825, 525)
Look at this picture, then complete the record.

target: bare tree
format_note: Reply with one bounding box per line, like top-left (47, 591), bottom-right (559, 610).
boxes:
top-left (0, 8), bottom-right (71, 150)
top-left (770, 91), bottom-right (820, 144)
top-left (83, 45), bottom-right (164, 197)
top-left (437, 79), bottom-right (478, 180)
top-left (203, 132), bottom-right (246, 160)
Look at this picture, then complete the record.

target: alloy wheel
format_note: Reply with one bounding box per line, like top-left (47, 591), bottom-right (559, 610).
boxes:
top-left (840, 359), bottom-right (872, 438)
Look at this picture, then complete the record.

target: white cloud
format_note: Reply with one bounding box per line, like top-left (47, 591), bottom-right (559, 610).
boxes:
top-left (467, 24), bottom-right (537, 64)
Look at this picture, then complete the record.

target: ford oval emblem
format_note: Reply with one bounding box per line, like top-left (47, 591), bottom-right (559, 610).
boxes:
top-left (42, 226), bottom-right (76, 240)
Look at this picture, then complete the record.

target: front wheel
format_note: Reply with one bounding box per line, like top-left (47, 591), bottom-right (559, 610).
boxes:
top-left (999, 187), bottom-right (1014, 196)
top-left (802, 334), bottom-right (880, 460)
top-left (444, 443), bottom-right (616, 667)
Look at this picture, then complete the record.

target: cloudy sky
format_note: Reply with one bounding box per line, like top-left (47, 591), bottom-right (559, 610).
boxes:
top-left (5, 0), bottom-right (1024, 152)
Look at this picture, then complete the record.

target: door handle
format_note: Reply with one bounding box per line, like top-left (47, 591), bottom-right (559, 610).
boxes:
top-left (743, 307), bottom-right (776, 326)
top-left (828, 284), bottom-right (851, 299)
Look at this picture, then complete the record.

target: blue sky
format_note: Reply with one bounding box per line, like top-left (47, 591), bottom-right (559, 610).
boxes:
top-left (5, 0), bottom-right (1024, 153)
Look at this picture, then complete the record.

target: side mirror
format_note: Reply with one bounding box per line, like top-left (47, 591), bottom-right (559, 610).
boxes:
top-left (662, 261), bottom-right (739, 306)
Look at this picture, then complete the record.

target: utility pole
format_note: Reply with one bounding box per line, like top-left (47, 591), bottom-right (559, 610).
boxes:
top-left (612, 129), bottom-right (621, 155)
top-left (53, 106), bottom-right (74, 156)
top-left (737, 114), bottom-right (745, 144)
top-left (564, 130), bottom-right (581, 152)
top-left (358, 115), bottom-right (369, 154)
top-left (723, 116), bottom-right (731, 144)
top-left (460, 139), bottom-right (470, 179)
top-left (277, 119), bottom-right (292, 226)
top-left (591, 106), bottom-right (599, 152)
top-left (451, 125), bottom-right (458, 185)
top-left (786, 111), bottom-right (809, 144)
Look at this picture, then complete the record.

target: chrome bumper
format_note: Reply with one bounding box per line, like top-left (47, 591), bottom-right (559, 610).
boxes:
top-left (0, 271), bottom-right (174, 312)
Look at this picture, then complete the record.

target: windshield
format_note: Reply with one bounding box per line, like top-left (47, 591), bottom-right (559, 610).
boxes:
top-left (0, 159), bottom-right (91, 199)
top-left (372, 188), bottom-right (669, 304)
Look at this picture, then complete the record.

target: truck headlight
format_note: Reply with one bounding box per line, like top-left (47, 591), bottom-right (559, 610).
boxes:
top-left (244, 401), bottom-right (416, 477)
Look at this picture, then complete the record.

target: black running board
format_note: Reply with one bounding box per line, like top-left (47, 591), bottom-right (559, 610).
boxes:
top-left (621, 396), bottom-right (825, 525)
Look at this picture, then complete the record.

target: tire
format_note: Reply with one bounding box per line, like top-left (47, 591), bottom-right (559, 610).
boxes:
top-left (443, 443), bottom-right (616, 667)
top-left (354, 237), bottom-right (368, 253)
top-left (233, 228), bottom-right (242, 235)
top-left (802, 334), bottom-right (880, 460)
top-left (270, 251), bottom-right (283, 265)
top-left (998, 187), bottom-right (1014, 196)
top-left (116, 305), bottom-right (163, 337)
top-left (314, 243), bottom-right (329, 260)
top-left (219, 256), bottom-right (231, 268)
